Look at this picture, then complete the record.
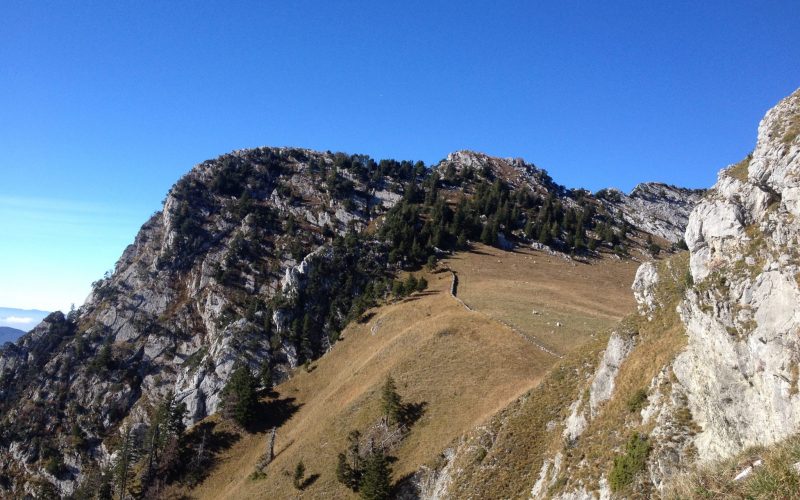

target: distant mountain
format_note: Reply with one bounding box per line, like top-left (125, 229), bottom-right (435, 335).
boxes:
top-left (0, 307), bottom-right (50, 332)
top-left (0, 145), bottom-right (703, 497)
top-left (0, 326), bottom-right (25, 344)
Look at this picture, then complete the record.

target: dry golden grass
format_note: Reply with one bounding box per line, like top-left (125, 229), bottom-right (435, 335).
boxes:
top-left (544, 253), bottom-right (693, 497)
top-left (439, 253), bottom-right (691, 499)
top-left (666, 434), bottom-right (800, 499)
top-left (445, 244), bottom-right (638, 355)
top-left (186, 265), bottom-right (551, 499)
top-left (442, 335), bottom-right (611, 499)
top-left (727, 156), bottom-right (751, 182)
top-left (177, 246), bottom-right (641, 499)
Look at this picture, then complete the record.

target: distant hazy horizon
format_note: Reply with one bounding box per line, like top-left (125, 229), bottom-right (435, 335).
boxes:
top-left (0, 307), bottom-right (50, 332)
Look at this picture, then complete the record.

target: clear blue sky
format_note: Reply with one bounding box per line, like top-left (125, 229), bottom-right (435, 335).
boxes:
top-left (1, 1), bottom-right (798, 312)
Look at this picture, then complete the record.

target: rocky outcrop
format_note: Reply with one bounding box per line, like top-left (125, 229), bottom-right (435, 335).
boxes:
top-left (631, 262), bottom-right (659, 320)
top-left (436, 150), bottom-right (563, 197)
top-left (669, 88), bottom-right (800, 462)
top-left (440, 150), bottom-right (703, 252)
top-left (525, 88), bottom-right (800, 498)
top-left (599, 183), bottom-right (705, 243)
top-left (0, 147), bottom-right (403, 496)
top-left (589, 333), bottom-right (636, 418)
top-left (0, 145), bottom-right (706, 496)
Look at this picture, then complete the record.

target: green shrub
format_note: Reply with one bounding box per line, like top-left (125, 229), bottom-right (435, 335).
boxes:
top-left (609, 433), bottom-right (651, 492)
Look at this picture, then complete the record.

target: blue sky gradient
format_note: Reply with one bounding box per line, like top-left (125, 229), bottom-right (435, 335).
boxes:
top-left (1, 0), bottom-right (798, 311)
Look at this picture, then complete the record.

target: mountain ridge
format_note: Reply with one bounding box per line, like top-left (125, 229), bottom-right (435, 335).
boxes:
top-left (420, 86), bottom-right (800, 499)
top-left (0, 144), bottom-right (704, 497)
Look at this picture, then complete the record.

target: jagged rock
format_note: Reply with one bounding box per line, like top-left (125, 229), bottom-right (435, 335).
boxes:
top-left (589, 332), bottom-right (636, 417)
top-left (632, 262), bottom-right (659, 320)
top-left (563, 399), bottom-right (588, 443)
top-left (530, 452), bottom-right (563, 498)
top-left (601, 183), bottom-right (705, 243)
top-left (668, 88), bottom-right (800, 463)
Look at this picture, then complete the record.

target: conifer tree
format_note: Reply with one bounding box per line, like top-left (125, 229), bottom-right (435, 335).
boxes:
top-left (114, 425), bottom-right (139, 500)
top-left (404, 274), bottom-right (418, 295)
top-left (392, 280), bottom-right (406, 298)
top-left (381, 375), bottom-right (402, 425)
top-left (337, 452), bottom-right (355, 490)
top-left (221, 364), bottom-right (259, 427)
top-left (258, 361), bottom-right (273, 392)
top-left (359, 451), bottom-right (392, 500)
top-left (293, 460), bottom-right (306, 490)
top-left (480, 220), bottom-right (496, 245)
top-left (456, 232), bottom-right (468, 249)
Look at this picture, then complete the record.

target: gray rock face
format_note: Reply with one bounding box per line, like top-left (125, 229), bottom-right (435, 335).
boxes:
top-left (539, 89), bottom-right (800, 497)
top-left (436, 150), bottom-right (563, 197)
top-left (589, 332), bottom-right (636, 417)
top-left (0, 147), bottom-right (403, 495)
top-left (632, 262), bottom-right (659, 320)
top-left (670, 88), bottom-right (800, 463)
top-left (601, 183), bottom-right (706, 243)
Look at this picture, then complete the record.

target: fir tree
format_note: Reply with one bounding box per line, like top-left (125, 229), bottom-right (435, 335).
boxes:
top-left (392, 280), bottom-right (406, 298)
top-left (480, 220), bottom-right (496, 245)
top-left (258, 361), bottom-right (273, 392)
top-left (221, 364), bottom-right (259, 427)
top-left (381, 375), bottom-right (402, 425)
top-left (426, 255), bottom-right (437, 270)
top-left (359, 451), bottom-right (392, 500)
top-left (404, 274), bottom-right (419, 294)
top-left (293, 460), bottom-right (306, 489)
top-left (336, 452), bottom-right (355, 490)
top-left (114, 425), bottom-right (139, 500)
top-left (456, 232), bottom-right (468, 249)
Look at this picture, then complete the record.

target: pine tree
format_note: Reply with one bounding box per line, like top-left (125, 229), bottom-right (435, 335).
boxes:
top-left (258, 361), bottom-right (273, 392)
top-left (381, 375), bottom-right (402, 425)
top-left (114, 425), bottom-right (139, 500)
top-left (426, 255), bottom-right (437, 270)
top-left (416, 276), bottom-right (428, 292)
top-left (647, 234), bottom-right (661, 255)
top-left (480, 220), bottom-right (496, 245)
top-left (336, 453), bottom-right (355, 490)
top-left (392, 280), bottom-right (406, 298)
top-left (404, 274), bottom-right (419, 294)
top-left (334, 429), bottom-right (363, 490)
top-left (359, 451), bottom-right (392, 500)
top-left (142, 393), bottom-right (187, 493)
top-left (537, 221), bottom-right (551, 245)
top-left (293, 460), bottom-right (306, 489)
top-left (221, 364), bottom-right (259, 427)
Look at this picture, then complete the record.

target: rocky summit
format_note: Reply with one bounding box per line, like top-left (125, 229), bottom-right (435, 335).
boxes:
top-left (3, 88), bottom-right (800, 500)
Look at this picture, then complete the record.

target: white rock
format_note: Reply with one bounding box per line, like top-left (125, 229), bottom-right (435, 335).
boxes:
top-left (632, 262), bottom-right (659, 320)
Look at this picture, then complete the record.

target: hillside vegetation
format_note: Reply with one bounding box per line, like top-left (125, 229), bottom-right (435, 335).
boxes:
top-left (0, 144), bottom-right (699, 497)
top-left (174, 244), bottom-right (638, 498)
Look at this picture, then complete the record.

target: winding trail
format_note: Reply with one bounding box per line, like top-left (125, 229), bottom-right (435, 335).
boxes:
top-left (447, 269), bottom-right (563, 359)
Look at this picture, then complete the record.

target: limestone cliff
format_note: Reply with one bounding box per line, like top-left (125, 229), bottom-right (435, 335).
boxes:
top-left (670, 88), bottom-right (800, 462)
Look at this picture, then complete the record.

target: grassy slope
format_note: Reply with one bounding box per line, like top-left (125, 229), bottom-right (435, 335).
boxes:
top-left (666, 434), bottom-right (800, 499)
top-left (177, 245), bottom-right (638, 499)
top-left (551, 254), bottom-right (692, 497)
top-left (442, 253), bottom-right (690, 499)
top-left (447, 245), bottom-right (637, 355)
